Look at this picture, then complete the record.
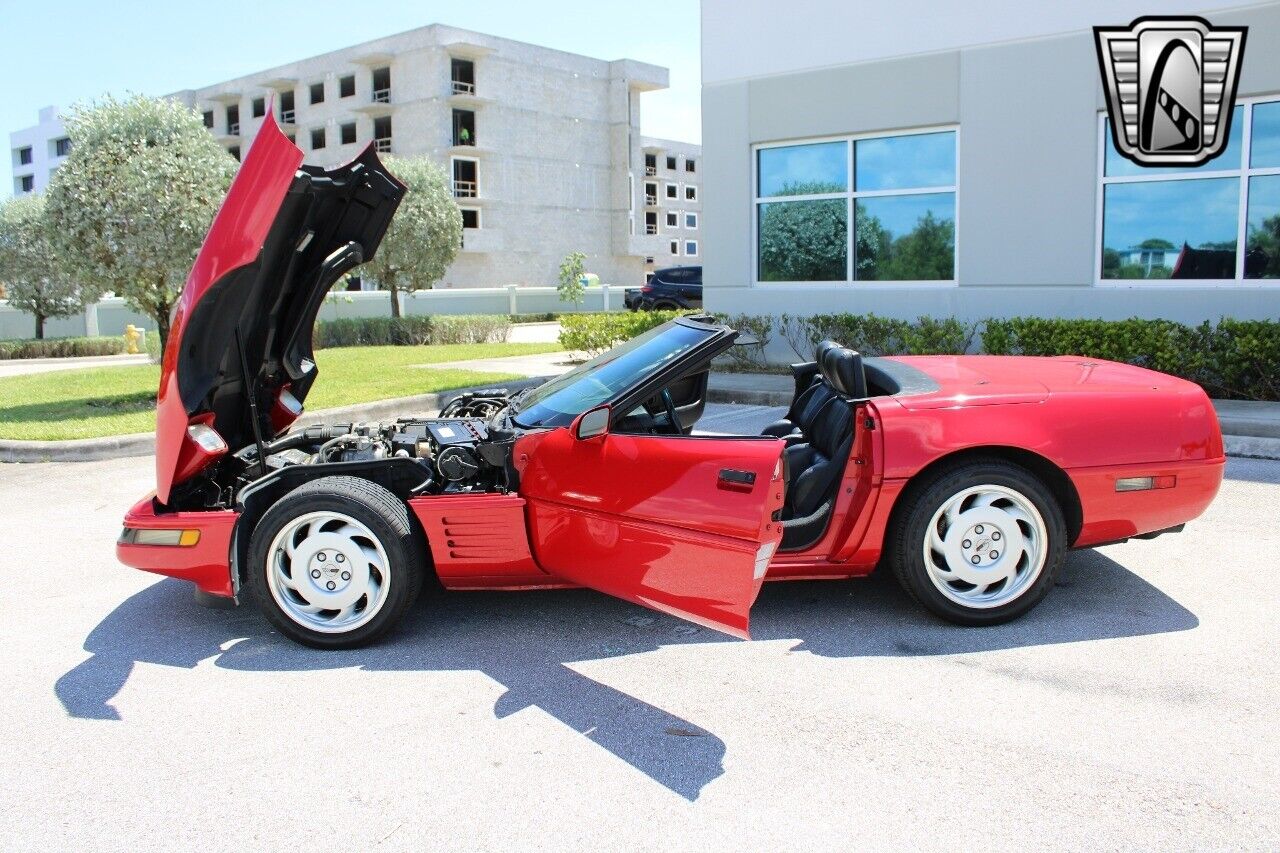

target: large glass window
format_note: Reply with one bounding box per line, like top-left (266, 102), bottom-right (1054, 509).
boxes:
top-left (754, 130), bottom-right (956, 283)
top-left (1100, 100), bottom-right (1280, 281)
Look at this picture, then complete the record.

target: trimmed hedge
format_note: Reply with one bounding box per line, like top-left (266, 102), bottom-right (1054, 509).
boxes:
top-left (984, 316), bottom-right (1279, 401)
top-left (0, 336), bottom-right (128, 360)
top-left (559, 310), bottom-right (688, 355)
top-left (312, 314), bottom-right (511, 349)
top-left (569, 311), bottom-right (1280, 401)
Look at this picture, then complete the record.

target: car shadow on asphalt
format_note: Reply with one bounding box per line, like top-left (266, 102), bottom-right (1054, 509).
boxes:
top-left (55, 548), bottom-right (1196, 802)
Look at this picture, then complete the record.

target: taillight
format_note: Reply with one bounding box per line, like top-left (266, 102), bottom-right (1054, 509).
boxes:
top-left (186, 423), bottom-right (227, 453)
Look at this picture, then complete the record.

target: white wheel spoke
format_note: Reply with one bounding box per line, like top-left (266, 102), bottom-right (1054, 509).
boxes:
top-left (921, 484), bottom-right (1049, 610)
top-left (265, 510), bottom-right (393, 635)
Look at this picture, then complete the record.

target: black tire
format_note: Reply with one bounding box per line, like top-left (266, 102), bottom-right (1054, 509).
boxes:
top-left (246, 476), bottom-right (425, 649)
top-left (652, 300), bottom-right (681, 310)
top-left (888, 459), bottom-right (1067, 626)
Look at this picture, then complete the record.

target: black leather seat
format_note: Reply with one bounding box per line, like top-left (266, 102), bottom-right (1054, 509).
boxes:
top-left (761, 340), bottom-right (839, 440)
top-left (779, 345), bottom-right (867, 549)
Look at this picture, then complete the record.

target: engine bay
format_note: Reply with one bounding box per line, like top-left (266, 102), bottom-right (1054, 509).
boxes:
top-left (171, 389), bottom-right (519, 511)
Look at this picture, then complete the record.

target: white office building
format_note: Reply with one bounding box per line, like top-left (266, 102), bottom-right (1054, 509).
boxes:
top-left (700, 0), bottom-right (1279, 324)
top-left (9, 105), bottom-right (71, 195)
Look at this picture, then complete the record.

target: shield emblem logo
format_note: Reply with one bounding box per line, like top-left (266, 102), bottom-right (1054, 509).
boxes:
top-left (1095, 16), bottom-right (1247, 167)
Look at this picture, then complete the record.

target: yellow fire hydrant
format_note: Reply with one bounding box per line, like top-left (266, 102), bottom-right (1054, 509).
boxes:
top-left (124, 325), bottom-right (142, 355)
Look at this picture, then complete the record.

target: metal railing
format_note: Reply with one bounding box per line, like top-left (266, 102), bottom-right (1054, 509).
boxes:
top-left (452, 80), bottom-right (475, 95)
top-left (228, 123), bottom-right (240, 135)
top-left (372, 88), bottom-right (391, 103)
top-left (280, 109), bottom-right (295, 124)
top-left (375, 138), bottom-right (392, 153)
top-left (453, 180), bottom-right (478, 198)
top-left (644, 166), bottom-right (656, 176)
top-left (645, 224), bottom-right (658, 235)
top-left (644, 194), bottom-right (657, 206)
top-left (454, 134), bottom-right (475, 147)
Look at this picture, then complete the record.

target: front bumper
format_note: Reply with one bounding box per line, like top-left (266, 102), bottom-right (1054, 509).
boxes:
top-left (116, 495), bottom-right (238, 597)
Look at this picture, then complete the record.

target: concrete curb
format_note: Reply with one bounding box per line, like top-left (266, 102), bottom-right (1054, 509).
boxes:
top-left (0, 377), bottom-right (546, 464)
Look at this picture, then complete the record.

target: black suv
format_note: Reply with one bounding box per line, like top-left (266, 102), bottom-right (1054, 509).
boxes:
top-left (626, 266), bottom-right (702, 310)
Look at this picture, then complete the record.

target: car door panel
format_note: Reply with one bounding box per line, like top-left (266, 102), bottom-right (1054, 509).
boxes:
top-left (514, 427), bottom-right (785, 638)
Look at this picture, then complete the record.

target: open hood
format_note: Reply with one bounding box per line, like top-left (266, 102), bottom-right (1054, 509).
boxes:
top-left (154, 115), bottom-right (405, 505)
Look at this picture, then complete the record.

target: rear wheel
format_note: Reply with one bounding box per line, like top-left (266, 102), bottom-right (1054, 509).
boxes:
top-left (889, 460), bottom-right (1066, 625)
top-left (246, 476), bottom-right (424, 648)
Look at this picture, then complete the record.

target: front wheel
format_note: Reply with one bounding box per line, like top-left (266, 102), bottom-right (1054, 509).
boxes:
top-left (246, 476), bottom-right (425, 648)
top-left (889, 460), bottom-right (1066, 625)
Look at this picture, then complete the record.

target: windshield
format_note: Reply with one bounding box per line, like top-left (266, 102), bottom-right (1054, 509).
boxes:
top-left (512, 321), bottom-right (717, 428)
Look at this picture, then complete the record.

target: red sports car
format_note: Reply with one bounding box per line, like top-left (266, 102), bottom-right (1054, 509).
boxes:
top-left (117, 118), bottom-right (1226, 648)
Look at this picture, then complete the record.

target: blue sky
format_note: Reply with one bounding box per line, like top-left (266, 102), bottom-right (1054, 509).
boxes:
top-left (1, 0), bottom-right (701, 197)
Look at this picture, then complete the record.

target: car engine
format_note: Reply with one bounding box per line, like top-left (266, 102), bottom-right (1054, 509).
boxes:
top-left (222, 389), bottom-right (518, 500)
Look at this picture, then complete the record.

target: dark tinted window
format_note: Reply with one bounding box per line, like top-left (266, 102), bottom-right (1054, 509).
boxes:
top-left (309, 82), bottom-right (325, 104)
top-left (339, 75), bottom-right (355, 98)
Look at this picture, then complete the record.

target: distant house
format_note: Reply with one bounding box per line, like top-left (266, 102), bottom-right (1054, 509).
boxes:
top-left (1117, 246), bottom-right (1177, 274)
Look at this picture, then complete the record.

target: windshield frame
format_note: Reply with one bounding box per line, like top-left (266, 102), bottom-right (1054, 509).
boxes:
top-left (511, 317), bottom-right (731, 429)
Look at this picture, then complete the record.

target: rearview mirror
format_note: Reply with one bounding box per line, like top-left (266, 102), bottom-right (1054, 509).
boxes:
top-left (575, 405), bottom-right (610, 440)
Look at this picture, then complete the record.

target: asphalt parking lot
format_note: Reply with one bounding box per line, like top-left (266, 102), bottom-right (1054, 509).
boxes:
top-left (0, 409), bottom-right (1276, 851)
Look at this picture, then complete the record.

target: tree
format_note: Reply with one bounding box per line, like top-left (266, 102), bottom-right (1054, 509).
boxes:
top-left (866, 210), bottom-right (956, 281)
top-left (557, 251), bottom-right (587, 308)
top-left (45, 95), bottom-right (237, 350)
top-left (361, 156), bottom-right (461, 317)
top-left (0, 194), bottom-right (95, 339)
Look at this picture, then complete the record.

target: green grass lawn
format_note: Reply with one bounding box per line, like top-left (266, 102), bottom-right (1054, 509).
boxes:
top-left (0, 342), bottom-right (561, 442)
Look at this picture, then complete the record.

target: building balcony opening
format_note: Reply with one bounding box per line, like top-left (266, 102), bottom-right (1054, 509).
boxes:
top-left (372, 67), bottom-right (391, 103)
top-left (452, 109), bottom-right (475, 146)
top-left (644, 153), bottom-right (657, 176)
top-left (339, 74), bottom-right (355, 98)
top-left (374, 116), bottom-right (392, 153)
top-left (645, 211), bottom-right (658, 235)
top-left (451, 58), bottom-right (476, 95)
top-left (310, 81), bottom-right (325, 104)
top-left (252, 97), bottom-right (265, 119)
top-left (279, 90), bottom-right (296, 124)
top-left (644, 181), bottom-right (658, 205)
top-left (340, 121), bottom-right (357, 146)
top-left (226, 105), bottom-right (240, 136)
top-left (453, 158), bottom-right (478, 197)
top-left (202, 111), bottom-right (214, 129)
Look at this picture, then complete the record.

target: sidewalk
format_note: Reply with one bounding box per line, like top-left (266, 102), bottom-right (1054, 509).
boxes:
top-left (0, 352), bottom-right (151, 379)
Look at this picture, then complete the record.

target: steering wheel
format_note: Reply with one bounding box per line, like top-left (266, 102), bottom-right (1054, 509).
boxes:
top-left (661, 388), bottom-right (683, 434)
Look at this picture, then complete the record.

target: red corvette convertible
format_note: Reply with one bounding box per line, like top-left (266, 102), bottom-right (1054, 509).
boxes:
top-left (117, 118), bottom-right (1226, 648)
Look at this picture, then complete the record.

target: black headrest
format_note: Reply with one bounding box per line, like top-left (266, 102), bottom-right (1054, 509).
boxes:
top-left (814, 339), bottom-right (839, 364)
top-left (821, 345), bottom-right (868, 398)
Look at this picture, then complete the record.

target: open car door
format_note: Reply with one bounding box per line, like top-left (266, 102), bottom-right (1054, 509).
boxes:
top-left (514, 407), bottom-right (785, 639)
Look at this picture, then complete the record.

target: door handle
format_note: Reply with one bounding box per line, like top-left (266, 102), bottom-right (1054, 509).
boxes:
top-left (718, 469), bottom-right (756, 492)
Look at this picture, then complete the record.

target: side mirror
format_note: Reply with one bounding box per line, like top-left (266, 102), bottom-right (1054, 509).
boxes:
top-left (574, 405), bottom-right (610, 440)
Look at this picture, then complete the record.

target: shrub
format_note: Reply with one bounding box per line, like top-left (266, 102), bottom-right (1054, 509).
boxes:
top-left (311, 314), bottom-right (510, 349)
top-left (805, 313), bottom-right (978, 356)
top-left (978, 316), bottom-right (1279, 401)
top-left (559, 310), bottom-right (687, 355)
top-left (0, 336), bottom-right (127, 360)
top-left (713, 313), bottom-right (775, 371)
